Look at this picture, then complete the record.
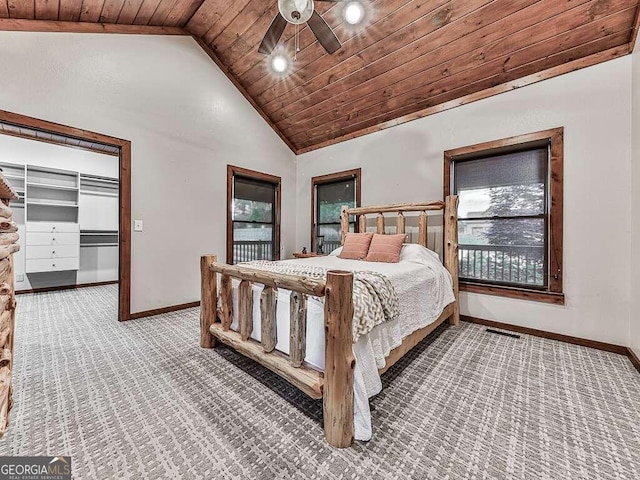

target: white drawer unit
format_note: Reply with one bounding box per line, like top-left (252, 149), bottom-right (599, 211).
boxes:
top-left (25, 222), bottom-right (80, 273)
top-left (26, 257), bottom-right (79, 274)
top-left (25, 245), bottom-right (79, 260)
top-left (26, 233), bottom-right (80, 246)
top-left (27, 222), bottom-right (80, 234)
top-left (11, 166), bottom-right (118, 289)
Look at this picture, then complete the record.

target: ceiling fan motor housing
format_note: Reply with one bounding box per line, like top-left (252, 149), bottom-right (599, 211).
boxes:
top-left (259, 0), bottom-right (341, 56)
top-left (278, 0), bottom-right (314, 24)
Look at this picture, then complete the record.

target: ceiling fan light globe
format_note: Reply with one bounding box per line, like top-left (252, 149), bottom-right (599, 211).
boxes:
top-left (271, 54), bottom-right (289, 73)
top-left (344, 1), bottom-right (365, 25)
top-left (278, 0), bottom-right (314, 24)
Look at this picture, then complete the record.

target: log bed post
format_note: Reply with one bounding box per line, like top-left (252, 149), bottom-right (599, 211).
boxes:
top-left (200, 254), bottom-right (218, 348)
top-left (289, 292), bottom-right (307, 367)
top-left (358, 214), bottom-right (366, 233)
top-left (220, 274), bottom-right (233, 330)
top-left (396, 212), bottom-right (405, 235)
top-left (323, 270), bottom-right (355, 448)
top-left (340, 206), bottom-right (349, 244)
top-left (0, 181), bottom-right (19, 438)
top-left (238, 280), bottom-right (254, 341)
top-left (418, 211), bottom-right (428, 248)
top-left (261, 286), bottom-right (277, 352)
top-left (376, 214), bottom-right (384, 234)
top-left (444, 196), bottom-right (460, 326)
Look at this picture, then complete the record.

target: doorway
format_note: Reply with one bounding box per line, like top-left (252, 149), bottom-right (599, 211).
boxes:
top-left (0, 109), bottom-right (131, 321)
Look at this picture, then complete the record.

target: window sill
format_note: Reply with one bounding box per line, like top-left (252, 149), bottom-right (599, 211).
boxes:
top-left (460, 282), bottom-right (565, 305)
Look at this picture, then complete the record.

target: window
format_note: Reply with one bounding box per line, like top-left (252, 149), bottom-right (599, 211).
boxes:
top-left (227, 165), bottom-right (281, 265)
top-left (311, 169), bottom-right (361, 254)
top-left (444, 128), bottom-right (563, 304)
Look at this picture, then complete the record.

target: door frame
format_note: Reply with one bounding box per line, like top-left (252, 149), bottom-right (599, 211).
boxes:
top-left (0, 109), bottom-right (132, 321)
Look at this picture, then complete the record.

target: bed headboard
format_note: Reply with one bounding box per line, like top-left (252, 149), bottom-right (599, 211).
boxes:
top-left (340, 196), bottom-right (460, 317)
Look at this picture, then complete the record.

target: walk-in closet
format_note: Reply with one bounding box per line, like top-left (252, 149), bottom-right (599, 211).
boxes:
top-left (0, 134), bottom-right (119, 292)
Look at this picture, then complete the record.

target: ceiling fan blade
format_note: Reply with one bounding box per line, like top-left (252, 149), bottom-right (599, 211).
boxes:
top-left (307, 11), bottom-right (341, 54)
top-left (258, 13), bottom-right (288, 55)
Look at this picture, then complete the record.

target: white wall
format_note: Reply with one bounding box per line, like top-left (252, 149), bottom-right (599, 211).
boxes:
top-left (631, 45), bottom-right (640, 357)
top-left (297, 56), bottom-right (633, 346)
top-left (0, 32), bottom-right (296, 314)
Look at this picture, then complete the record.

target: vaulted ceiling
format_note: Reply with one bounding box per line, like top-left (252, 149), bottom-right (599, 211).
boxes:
top-left (1, 0), bottom-right (639, 153)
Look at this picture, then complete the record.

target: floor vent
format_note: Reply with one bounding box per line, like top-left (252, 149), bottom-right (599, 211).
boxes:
top-left (486, 328), bottom-right (521, 339)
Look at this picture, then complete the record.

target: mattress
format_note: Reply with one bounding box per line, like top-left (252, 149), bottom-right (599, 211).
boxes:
top-left (228, 244), bottom-right (455, 440)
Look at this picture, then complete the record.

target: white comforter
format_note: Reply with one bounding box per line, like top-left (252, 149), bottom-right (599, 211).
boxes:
top-left (229, 244), bottom-right (455, 441)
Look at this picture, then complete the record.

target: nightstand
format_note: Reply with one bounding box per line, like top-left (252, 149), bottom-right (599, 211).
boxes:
top-left (292, 252), bottom-right (327, 259)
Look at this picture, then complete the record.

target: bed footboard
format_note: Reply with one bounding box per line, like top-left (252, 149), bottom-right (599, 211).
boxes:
top-left (199, 256), bottom-right (356, 448)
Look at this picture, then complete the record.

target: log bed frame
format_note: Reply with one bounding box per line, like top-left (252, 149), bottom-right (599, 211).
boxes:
top-left (200, 195), bottom-right (460, 448)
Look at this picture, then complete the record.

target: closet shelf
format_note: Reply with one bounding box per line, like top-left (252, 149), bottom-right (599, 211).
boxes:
top-left (27, 201), bottom-right (79, 208)
top-left (2, 174), bottom-right (24, 180)
top-left (80, 243), bottom-right (118, 247)
top-left (80, 175), bottom-right (118, 184)
top-left (80, 190), bottom-right (118, 198)
top-left (27, 182), bottom-right (79, 191)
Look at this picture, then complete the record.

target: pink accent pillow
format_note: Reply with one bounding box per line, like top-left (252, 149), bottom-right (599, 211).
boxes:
top-left (338, 233), bottom-right (374, 260)
top-left (365, 234), bottom-right (406, 263)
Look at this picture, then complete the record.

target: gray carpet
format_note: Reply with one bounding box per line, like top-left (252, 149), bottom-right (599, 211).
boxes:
top-left (0, 285), bottom-right (639, 479)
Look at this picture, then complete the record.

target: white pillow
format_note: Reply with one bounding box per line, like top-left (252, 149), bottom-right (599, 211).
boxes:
top-left (399, 243), bottom-right (441, 264)
top-left (329, 246), bottom-right (343, 256)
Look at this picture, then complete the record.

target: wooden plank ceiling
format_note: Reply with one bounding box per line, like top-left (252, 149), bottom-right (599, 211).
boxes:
top-left (1, 0), bottom-right (639, 153)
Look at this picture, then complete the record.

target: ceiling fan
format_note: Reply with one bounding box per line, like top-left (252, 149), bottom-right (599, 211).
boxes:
top-left (259, 0), bottom-right (345, 56)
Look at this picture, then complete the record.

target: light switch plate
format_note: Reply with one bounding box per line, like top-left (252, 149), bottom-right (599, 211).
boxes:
top-left (134, 220), bottom-right (143, 232)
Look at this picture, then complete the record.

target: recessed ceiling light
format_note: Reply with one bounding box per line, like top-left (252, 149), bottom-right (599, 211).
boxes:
top-left (343, 2), bottom-right (365, 25)
top-left (271, 54), bottom-right (289, 73)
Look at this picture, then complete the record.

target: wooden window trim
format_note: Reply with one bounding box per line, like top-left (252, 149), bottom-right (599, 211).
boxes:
top-left (444, 127), bottom-right (564, 305)
top-left (227, 165), bottom-right (281, 265)
top-left (311, 168), bottom-right (361, 253)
